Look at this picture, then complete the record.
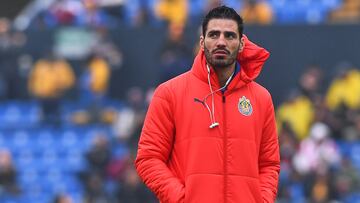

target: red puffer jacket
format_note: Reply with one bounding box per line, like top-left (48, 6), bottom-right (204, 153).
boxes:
top-left (135, 35), bottom-right (280, 203)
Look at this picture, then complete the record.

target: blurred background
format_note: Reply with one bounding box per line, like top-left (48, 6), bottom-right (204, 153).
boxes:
top-left (0, 0), bottom-right (360, 202)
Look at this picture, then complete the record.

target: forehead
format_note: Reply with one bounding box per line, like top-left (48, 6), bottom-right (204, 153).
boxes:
top-left (206, 19), bottom-right (239, 34)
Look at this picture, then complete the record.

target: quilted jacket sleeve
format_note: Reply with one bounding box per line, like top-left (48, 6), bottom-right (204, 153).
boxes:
top-left (259, 94), bottom-right (280, 203)
top-left (135, 84), bottom-right (185, 203)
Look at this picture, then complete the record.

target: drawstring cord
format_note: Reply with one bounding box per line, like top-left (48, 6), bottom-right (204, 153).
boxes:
top-left (200, 64), bottom-right (234, 129)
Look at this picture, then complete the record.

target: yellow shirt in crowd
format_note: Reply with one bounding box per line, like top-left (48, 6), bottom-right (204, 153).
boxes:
top-left (276, 95), bottom-right (315, 140)
top-left (28, 59), bottom-right (75, 98)
top-left (155, 0), bottom-right (188, 26)
top-left (326, 69), bottom-right (360, 110)
top-left (89, 57), bottom-right (110, 94)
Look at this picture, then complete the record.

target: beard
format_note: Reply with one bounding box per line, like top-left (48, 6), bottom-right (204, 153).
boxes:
top-left (204, 44), bottom-right (239, 69)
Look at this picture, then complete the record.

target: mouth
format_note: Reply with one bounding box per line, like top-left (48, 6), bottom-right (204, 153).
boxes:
top-left (213, 49), bottom-right (229, 57)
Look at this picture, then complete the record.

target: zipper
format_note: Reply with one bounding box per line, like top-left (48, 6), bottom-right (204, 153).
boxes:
top-left (222, 94), bottom-right (227, 203)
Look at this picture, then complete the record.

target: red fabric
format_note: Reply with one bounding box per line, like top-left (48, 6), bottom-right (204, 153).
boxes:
top-left (135, 35), bottom-right (280, 203)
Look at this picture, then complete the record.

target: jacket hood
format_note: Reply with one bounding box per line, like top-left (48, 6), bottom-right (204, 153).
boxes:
top-left (191, 35), bottom-right (270, 90)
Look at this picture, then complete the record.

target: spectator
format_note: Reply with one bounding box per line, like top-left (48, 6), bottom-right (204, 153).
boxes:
top-left (328, 0), bottom-right (360, 23)
top-left (240, 0), bottom-right (273, 25)
top-left (53, 193), bottom-right (73, 203)
top-left (204, 0), bottom-right (223, 13)
top-left (77, 0), bottom-right (113, 27)
top-left (117, 166), bottom-right (157, 203)
top-left (0, 18), bottom-right (11, 50)
top-left (158, 23), bottom-right (192, 83)
top-left (0, 149), bottom-right (20, 196)
top-left (278, 168), bottom-right (307, 203)
top-left (325, 63), bottom-right (360, 111)
top-left (80, 134), bottom-right (112, 202)
top-left (123, 0), bottom-right (155, 26)
top-left (279, 123), bottom-right (298, 164)
top-left (298, 65), bottom-right (324, 102)
top-left (311, 94), bottom-right (344, 139)
top-left (112, 86), bottom-right (147, 150)
top-left (93, 28), bottom-right (123, 71)
top-left (82, 172), bottom-right (110, 203)
top-left (0, 19), bottom-right (28, 100)
top-left (333, 157), bottom-right (360, 201)
top-left (276, 90), bottom-right (315, 140)
top-left (28, 53), bottom-right (75, 125)
top-left (79, 54), bottom-right (110, 103)
top-left (309, 174), bottom-right (333, 203)
top-left (342, 112), bottom-right (360, 141)
top-left (42, 0), bottom-right (84, 27)
top-left (96, 0), bottom-right (126, 24)
top-left (0, 18), bottom-right (10, 99)
top-left (155, 0), bottom-right (188, 27)
top-left (293, 122), bottom-right (341, 176)
top-left (85, 134), bottom-right (111, 176)
top-left (72, 54), bottom-right (111, 124)
top-left (277, 123), bottom-right (305, 202)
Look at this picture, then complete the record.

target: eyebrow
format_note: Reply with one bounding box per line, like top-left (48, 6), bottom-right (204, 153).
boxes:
top-left (208, 30), bottom-right (236, 34)
top-left (207, 30), bottom-right (238, 36)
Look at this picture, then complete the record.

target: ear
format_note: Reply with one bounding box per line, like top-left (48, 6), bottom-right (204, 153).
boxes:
top-left (200, 35), bottom-right (205, 51)
top-left (238, 36), bottom-right (245, 53)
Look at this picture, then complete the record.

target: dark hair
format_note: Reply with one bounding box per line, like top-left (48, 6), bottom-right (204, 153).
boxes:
top-left (202, 5), bottom-right (244, 38)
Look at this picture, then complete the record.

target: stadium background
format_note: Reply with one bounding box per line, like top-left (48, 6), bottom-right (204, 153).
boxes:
top-left (0, 0), bottom-right (360, 202)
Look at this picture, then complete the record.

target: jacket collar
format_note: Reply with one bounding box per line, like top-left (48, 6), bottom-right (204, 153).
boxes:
top-left (191, 35), bottom-right (270, 90)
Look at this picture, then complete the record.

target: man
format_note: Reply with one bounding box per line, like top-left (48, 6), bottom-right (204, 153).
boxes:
top-left (135, 5), bottom-right (280, 203)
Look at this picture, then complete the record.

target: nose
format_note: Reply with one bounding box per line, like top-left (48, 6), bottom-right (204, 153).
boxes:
top-left (216, 34), bottom-right (226, 47)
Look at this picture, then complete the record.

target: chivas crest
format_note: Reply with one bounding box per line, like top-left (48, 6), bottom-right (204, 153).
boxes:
top-left (238, 96), bottom-right (252, 116)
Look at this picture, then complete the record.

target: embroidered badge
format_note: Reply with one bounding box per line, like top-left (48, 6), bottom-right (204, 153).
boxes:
top-left (238, 96), bottom-right (252, 116)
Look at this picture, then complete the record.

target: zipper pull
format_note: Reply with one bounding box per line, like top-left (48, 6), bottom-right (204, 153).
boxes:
top-left (222, 95), bottom-right (226, 103)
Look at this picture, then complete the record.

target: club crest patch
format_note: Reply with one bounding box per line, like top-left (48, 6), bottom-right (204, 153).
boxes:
top-left (238, 96), bottom-right (252, 116)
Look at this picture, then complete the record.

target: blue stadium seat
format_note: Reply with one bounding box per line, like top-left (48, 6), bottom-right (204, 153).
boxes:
top-left (344, 193), bottom-right (360, 203)
top-left (49, 175), bottom-right (83, 194)
top-left (68, 191), bottom-right (84, 203)
top-left (289, 183), bottom-right (306, 203)
top-left (0, 101), bottom-right (41, 129)
top-left (14, 149), bottom-right (36, 170)
top-left (349, 142), bottom-right (360, 170)
top-left (111, 142), bottom-right (129, 159)
top-left (64, 148), bottom-right (87, 172)
top-left (35, 129), bottom-right (57, 151)
top-left (18, 168), bottom-right (39, 186)
top-left (0, 194), bottom-right (24, 203)
top-left (22, 183), bottom-right (52, 203)
top-left (336, 140), bottom-right (350, 157)
top-left (305, 2), bottom-right (329, 24)
top-left (2, 117), bottom-right (113, 202)
top-left (0, 102), bottom-right (22, 129)
top-left (11, 130), bottom-right (30, 150)
top-left (59, 129), bottom-right (83, 152)
top-left (223, 0), bottom-right (242, 11)
top-left (39, 149), bottom-right (60, 169)
top-left (0, 130), bottom-right (10, 149)
top-left (273, 2), bottom-right (308, 24)
top-left (321, 0), bottom-right (342, 10)
top-left (270, 0), bottom-right (332, 24)
top-left (189, 0), bottom-right (204, 21)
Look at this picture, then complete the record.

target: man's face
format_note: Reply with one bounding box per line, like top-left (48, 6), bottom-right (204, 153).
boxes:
top-left (200, 19), bottom-right (244, 69)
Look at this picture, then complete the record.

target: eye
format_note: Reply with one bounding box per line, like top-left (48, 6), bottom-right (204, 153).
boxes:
top-left (225, 32), bottom-right (237, 40)
top-left (207, 31), bottom-right (219, 39)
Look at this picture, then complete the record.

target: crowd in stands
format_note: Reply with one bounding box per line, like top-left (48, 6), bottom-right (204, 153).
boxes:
top-left (28, 0), bottom-right (360, 29)
top-left (1, 9), bottom-right (157, 201)
top-left (276, 64), bottom-right (360, 202)
top-left (0, 0), bottom-right (360, 202)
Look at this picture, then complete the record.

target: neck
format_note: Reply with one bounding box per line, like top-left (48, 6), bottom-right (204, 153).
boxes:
top-left (213, 63), bottom-right (236, 87)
